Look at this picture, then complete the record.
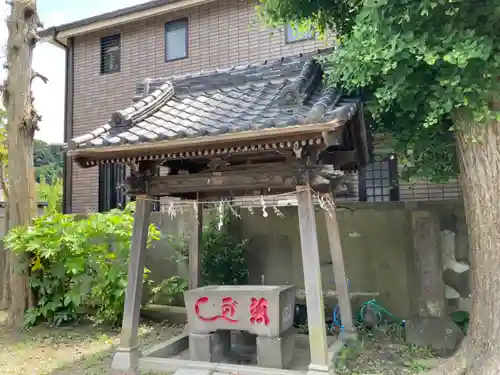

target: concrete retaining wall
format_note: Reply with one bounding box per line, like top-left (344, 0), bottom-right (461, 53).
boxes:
top-left (146, 201), bottom-right (470, 320)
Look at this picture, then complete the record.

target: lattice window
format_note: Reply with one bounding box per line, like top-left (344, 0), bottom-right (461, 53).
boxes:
top-left (100, 34), bottom-right (121, 74)
top-left (358, 154), bottom-right (399, 202)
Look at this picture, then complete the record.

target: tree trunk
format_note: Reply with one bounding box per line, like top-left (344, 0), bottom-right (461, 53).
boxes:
top-left (0, 206), bottom-right (11, 309)
top-left (423, 115), bottom-right (500, 375)
top-left (3, 0), bottom-right (42, 327)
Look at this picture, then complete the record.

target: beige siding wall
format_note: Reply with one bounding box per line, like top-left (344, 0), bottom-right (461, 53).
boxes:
top-left (71, 0), bottom-right (328, 213)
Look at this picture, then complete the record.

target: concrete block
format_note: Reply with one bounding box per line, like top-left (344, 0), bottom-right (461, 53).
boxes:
top-left (111, 346), bottom-right (141, 373)
top-left (405, 316), bottom-right (464, 355)
top-left (256, 327), bottom-right (295, 369)
top-left (189, 331), bottom-right (230, 362)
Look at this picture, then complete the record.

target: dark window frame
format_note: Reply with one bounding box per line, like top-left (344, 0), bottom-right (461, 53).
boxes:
top-left (98, 164), bottom-right (126, 212)
top-left (165, 18), bottom-right (189, 62)
top-left (358, 154), bottom-right (400, 202)
top-left (100, 34), bottom-right (121, 75)
top-left (284, 24), bottom-right (314, 44)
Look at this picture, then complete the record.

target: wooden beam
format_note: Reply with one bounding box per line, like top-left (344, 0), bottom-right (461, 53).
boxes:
top-left (69, 122), bottom-right (341, 160)
top-left (188, 197), bottom-right (203, 289)
top-left (323, 193), bottom-right (356, 338)
top-left (112, 195), bottom-right (152, 372)
top-left (125, 162), bottom-right (347, 197)
top-left (296, 185), bottom-right (329, 371)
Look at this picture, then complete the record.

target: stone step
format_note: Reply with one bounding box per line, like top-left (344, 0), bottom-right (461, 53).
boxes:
top-left (173, 369), bottom-right (232, 375)
top-left (173, 369), bottom-right (213, 375)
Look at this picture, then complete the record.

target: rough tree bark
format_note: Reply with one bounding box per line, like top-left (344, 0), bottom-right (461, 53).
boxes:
top-left (0, 158), bottom-right (11, 309)
top-left (3, 0), bottom-right (44, 327)
top-left (0, 206), bottom-right (11, 310)
top-left (423, 112), bottom-right (500, 375)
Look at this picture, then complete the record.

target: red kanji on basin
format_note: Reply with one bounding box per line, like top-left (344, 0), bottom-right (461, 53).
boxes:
top-left (249, 297), bottom-right (270, 325)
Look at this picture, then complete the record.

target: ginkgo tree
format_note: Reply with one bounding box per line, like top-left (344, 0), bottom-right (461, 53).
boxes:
top-left (258, 0), bottom-right (500, 374)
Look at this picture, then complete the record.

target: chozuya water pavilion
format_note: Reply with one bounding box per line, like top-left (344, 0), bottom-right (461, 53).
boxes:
top-left (66, 50), bottom-right (370, 375)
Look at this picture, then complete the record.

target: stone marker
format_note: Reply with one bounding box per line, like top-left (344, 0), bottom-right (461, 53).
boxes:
top-left (405, 317), bottom-right (464, 355)
top-left (406, 211), bottom-right (464, 352)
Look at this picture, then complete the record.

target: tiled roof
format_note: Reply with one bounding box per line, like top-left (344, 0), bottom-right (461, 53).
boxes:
top-left (69, 49), bottom-right (360, 151)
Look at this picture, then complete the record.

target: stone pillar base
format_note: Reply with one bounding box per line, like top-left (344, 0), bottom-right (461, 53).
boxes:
top-left (406, 316), bottom-right (464, 355)
top-left (256, 328), bottom-right (295, 369)
top-left (111, 346), bottom-right (141, 374)
top-left (189, 331), bottom-right (230, 362)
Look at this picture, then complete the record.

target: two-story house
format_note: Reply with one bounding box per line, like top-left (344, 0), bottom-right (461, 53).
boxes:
top-left (40, 0), bottom-right (460, 214)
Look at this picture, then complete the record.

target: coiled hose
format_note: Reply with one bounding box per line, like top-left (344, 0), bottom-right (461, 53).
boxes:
top-left (332, 299), bottom-right (404, 330)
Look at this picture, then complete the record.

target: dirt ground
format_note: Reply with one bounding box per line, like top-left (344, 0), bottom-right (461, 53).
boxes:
top-left (0, 311), bottom-right (182, 375)
top-left (1, 312), bottom-right (440, 375)
top-left (334, 326), bottom-right (441, 375)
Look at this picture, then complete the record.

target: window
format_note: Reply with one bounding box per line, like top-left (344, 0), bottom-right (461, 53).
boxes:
top-left (358, 154), bottom-right (399, 202)
top-left (285, 24), bottom-right (314, 43)
top-left (100, 34), bottom-right (121, 74)
top-left (165, 19), bottom-right (188, 61)
top-left (98, 164), bottom-right (126, 212)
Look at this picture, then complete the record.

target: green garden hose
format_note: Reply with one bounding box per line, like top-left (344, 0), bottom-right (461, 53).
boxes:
top-left (358, 299), bottom-right (404, 326)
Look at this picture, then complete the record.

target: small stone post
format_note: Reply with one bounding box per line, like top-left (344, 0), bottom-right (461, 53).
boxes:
top-left (406, 210), bottom-right (463, 352)
top-left (112, 196), bottom-right (153, 373)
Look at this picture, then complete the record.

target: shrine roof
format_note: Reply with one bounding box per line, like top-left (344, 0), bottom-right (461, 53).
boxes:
top-left (67, 48), bottom-right (362, 167)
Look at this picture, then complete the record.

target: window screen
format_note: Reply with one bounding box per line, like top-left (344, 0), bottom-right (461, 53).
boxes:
top-left (165, 19), bottom-right (188, 61)
top-left (100, 34), bottom-right (121, 74)
top-left (285, 24), bottom-right (313, 43)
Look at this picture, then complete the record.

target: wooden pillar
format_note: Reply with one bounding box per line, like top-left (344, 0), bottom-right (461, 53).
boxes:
top-left (188, 199), bottom-right (203, 289)
top-left (296, 186), bottom-right (329, 373)
top-left (112, 195), bottom-right (152, 373)
top-left (323, 194), bottom-right (356, 338)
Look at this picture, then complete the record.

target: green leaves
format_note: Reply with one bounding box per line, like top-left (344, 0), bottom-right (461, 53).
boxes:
top-left (5, 209), bottom-right (160, 327)
top-left (200, 212), bottom-right (249, 286)
top-left (259, 0), bottom-right (500, 181)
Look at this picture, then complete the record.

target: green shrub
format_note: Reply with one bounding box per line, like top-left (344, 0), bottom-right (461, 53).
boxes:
top-left (6, 203), bottom-right (160, 326)
top-left (201, 212), bottom-right (249, 286)
top-left (149, 276), bottom-right (188, 306)
top-left (36, 176), bottom-right (63, 214)
top-left (168, 210), bottom-right (249, 287)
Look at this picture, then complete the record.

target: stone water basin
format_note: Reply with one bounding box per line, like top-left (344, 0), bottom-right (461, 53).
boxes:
top-left (184, 285), bottom-right (296, 337)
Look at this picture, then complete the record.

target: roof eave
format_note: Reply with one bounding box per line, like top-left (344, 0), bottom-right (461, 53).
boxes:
top-left (39, 0), bottom-right (216, 43)
top-left (68, 121), bottom-right (345, 168)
